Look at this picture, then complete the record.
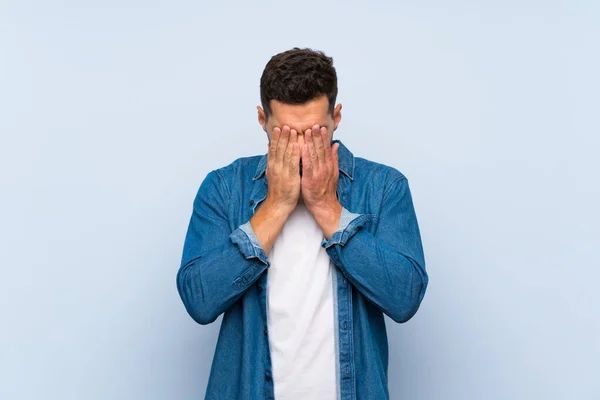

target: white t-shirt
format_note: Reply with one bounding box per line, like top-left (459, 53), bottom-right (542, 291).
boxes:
top-left (266, 199), bottom-right (337, 399)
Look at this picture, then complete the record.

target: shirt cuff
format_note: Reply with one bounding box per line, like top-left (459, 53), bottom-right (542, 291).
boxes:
top-left (320, 206), bottom-right (369, 249)
top-left (230, 221), bottom-right (270, 267)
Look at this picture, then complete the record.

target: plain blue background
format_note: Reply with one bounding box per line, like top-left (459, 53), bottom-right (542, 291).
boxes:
top-left (1, 1), bottom-right (598, 399)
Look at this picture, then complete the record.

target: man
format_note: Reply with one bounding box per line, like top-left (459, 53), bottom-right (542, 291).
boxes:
top-left (176, 47), bottom-right (429, 400)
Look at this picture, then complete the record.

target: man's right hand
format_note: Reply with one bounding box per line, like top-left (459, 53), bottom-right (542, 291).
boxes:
top-left (248, 125), bottom-right (300, 256)
top-left (265, 125), bottom-right (301, 214)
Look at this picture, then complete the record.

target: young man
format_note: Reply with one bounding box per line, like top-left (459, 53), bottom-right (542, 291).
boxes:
top-left (176, 47), bottom-right (429, 400)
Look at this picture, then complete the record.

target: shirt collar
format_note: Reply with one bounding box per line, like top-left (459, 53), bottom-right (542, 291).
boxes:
top-left (253, 138), bottom-right (355, 181)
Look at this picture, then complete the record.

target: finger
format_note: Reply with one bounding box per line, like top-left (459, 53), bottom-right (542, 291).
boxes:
top-left (305, 129), bottom-right (319, 172)
top-left (277, 125), bottom-right (291, 162)
top-left (266, 142), bottom-right (270, 175)
top-left (290, 129), bottom-right (298, 144)
top-left (268, 127), bottom-right (280, 166)
top-left (291, 142), bottom-right (300, 176)
top-left (312, 124), bottom-right (326, 166)
top-left (301, 143), bottom-right (313, 179)
top-left (322, 124), bottom-right (332, 146)
top-left (321, 127), bottom-right (332, 164)
top-left (270, 126), bottom-right (281, 155)
top-left (290, 129), bottom-right (298, 174)
top-left (284, 129), bottom-right (296, 167)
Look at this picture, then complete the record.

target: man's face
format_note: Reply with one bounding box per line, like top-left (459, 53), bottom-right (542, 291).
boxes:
top-left (257, 95), bottom-right (342, 153)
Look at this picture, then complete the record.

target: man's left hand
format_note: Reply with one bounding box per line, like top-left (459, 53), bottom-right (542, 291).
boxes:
top-left (301, 124), bottom-right (342, 240)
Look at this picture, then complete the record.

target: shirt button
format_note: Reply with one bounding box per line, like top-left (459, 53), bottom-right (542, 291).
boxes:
top-left (263, 329), bottom-right (268, 336)
top-left (249, 199), bottom-right (254, 205)
top-left (257, 285), bottom-right (263, 293)
top-left (265, 374), bottom-right (271, 382)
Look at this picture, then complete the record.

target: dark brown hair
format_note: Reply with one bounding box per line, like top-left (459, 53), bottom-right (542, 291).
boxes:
top-left (260, 47), bottom-right (338, 122)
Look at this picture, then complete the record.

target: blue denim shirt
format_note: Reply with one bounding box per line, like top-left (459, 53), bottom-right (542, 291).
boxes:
top-left (177, 139), bottom-right (429, 399)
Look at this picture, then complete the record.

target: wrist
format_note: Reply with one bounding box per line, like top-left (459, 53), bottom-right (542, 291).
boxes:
top-left (263, 196), bottom-right (296, 219)
top-left (310, 200), bottom-right (342, 239)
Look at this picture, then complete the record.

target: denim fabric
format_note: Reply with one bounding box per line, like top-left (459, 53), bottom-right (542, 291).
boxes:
top-left (177, 139), bottom-right (429, 400)
top-left (238, 203), bottom-right (359, 248)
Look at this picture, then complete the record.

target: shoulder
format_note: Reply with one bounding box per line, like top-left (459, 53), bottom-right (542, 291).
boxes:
top-left (213, 154), bottom-right (262, 178)
top-left (353, 156), bottom-right (413, 205)
top-left (354, 155), bottom-right (408, 185)
top-left (206, 153), bottom-right (264, 192)
top-left (193, 154), bottom-right (262, 206)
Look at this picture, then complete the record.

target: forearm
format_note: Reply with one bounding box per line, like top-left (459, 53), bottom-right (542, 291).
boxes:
top-left (177, 169), bottom-right (274, 325)
top-left (177, 235), bottom-right (269, 325)
top-left (310, 199), bottom-right (343, 240)
top-left (249, 198), bottom-right (293, 255)
top-left (178, 168), bottom-right (299, 325)
top-left (324, 225), bottom-right (428, 323)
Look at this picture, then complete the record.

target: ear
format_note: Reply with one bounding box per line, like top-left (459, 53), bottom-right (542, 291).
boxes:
top-left (333, 103), bottom-right (342, 131)
top-left (257, 105), bottom-right (267, 132)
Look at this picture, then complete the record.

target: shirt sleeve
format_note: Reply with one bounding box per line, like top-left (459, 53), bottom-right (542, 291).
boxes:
top-left (176, 170), bottom-right (270, 325)
top-left (236, 220), bottom-right (270, 263)
top-left (320, 206), bottom-right (365, 248)
top-left (319, 176), bottom-right (428, 323)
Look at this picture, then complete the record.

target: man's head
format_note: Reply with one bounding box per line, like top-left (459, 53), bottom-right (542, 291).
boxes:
top-left (257, 47), bottom-right (342, 150)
